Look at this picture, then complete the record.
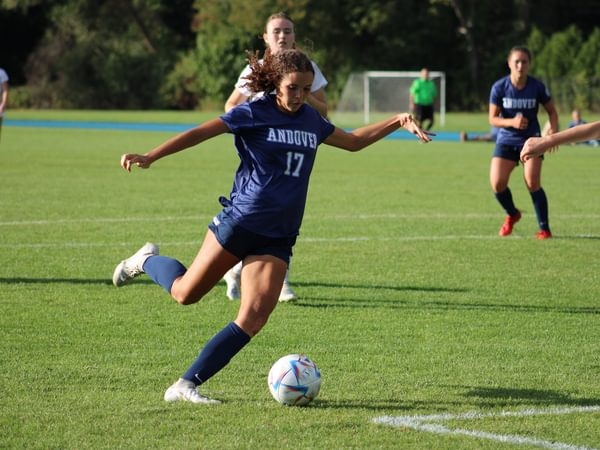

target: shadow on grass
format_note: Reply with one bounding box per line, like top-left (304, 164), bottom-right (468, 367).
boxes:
top-left (290, 280), bottom-right (600, 315)
top-left (313, 386), bottom-right (600, 413)
top-left (0, 277), bottom-right (155, 286)
top-left (292, 280), bottom-right (467, 293)
top-left (2, 277), bottom-right (599, 315)
top-left (312, 398), bottom-right (469, 412)
top-left (0, 277), bottom-right (460, 293)
top-left (295, 296), bottom-right (600, 314)
top-left (559, 234), bottom-right (600, 240)
top-left (459, 385), bottom-right (600, 408)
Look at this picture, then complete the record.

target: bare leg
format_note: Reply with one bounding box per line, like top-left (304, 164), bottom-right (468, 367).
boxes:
top-left (523, 156), bottom-right (542, 192)
top-left (225, 258), bottom-right (297, 302)
top-left (235, 255), bottom-right (288, 336)
top-left (490, 156), bottom-right (517, 193)
top-left (163, 254), bottom-right (287, 403)
top-left (170, 230), bottom-right (240, 305)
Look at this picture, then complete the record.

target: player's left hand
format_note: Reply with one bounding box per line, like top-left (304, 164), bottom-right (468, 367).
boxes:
top-left (120, 153), bottom-right (152, 172)
top-left (400, 114), bottom-right (435, 143)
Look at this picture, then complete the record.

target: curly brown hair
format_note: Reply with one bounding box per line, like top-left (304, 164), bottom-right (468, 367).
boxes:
top-left (242, 49), bottom-right (314, 96)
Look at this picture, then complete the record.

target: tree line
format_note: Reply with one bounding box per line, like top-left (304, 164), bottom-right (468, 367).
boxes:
top-left (2, 0), bottom-right (599, 112)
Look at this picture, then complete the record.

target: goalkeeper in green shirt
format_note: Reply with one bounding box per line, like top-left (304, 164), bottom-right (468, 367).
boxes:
top-left (409, 68), bottom-right (437, 131)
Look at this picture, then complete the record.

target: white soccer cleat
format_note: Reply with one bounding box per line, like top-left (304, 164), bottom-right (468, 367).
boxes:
top-left (278, 280), bottom-right (297, 302)
top-left (164, 378), bottom-right (221, 404)
top-left (223, 269), bottom-right (241, 300)
top-left (112, 242), bottom-right (159, 287)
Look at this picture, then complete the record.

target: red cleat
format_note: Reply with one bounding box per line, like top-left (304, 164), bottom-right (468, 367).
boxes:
top-left (498, 210), bottom-right (522, 236)
top-left (535, 230), bottom-right (553, 240)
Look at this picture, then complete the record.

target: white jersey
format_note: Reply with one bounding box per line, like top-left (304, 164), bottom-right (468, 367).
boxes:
top-left (234, 59), bottom-right (327, 100)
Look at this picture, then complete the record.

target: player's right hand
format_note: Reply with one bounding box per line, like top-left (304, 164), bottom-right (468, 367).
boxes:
top-left (513, 113), bottom-right (528, 129)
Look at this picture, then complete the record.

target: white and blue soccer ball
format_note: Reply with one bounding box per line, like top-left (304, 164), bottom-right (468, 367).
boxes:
top-left (268, 354), bottom-right (321, 406)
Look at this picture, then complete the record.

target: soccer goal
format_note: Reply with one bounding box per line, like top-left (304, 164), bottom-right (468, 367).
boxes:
top-left (333, 71), bottom-right (446, 126)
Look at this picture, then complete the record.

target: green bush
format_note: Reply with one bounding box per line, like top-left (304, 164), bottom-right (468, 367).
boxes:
top-left (530, 26), bottom-right (600, 112)
top-left (7, 86), bottom-right (33, 109)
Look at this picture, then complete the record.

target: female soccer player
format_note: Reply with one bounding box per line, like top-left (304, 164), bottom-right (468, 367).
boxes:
top-left (112, 49), bottom-right (432, 404)
top-left (520, 121), bottom-right (600, 162)
top-left (225, 12), bottom-right (328, 116)
top-left (488, 46), bottom-right (558, 239)
top-left (223, 12), bottom-right (328, 302)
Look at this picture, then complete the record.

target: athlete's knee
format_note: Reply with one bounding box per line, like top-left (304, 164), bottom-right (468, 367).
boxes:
top-left (172, 290), bottom-right (203, 305)
top-left (170, 279), bottom-right (204, 305)
top-left (250, 312), bottom-right (272, 336)
top-left (525, 178), bottom-right (541, 192)
top-left (237, 311), bottom-right (272, 337)
top-left (491, 181), bottom-right (508, 193)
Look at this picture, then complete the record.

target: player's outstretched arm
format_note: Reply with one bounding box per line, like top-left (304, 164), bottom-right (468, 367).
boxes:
top-left (520, 121), bottom-right (600, 163)
top-left (120, 118), bottom-right (230, 172)
top-left (324, 113), bottom-right (433, 152)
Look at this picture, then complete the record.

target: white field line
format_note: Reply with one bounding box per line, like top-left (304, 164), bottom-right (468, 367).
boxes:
top-left (374, 405), bottom-right (600, 450)
top-left (4, 234), bottom-right (600, 249)
top-left (2, 212), bottom-right (600, 227)
top-left (1, 213), bottom-right (598, 249)
top-left (0, 236), bottom-right (523, 249)
top-left (0, 215), bottom-right (213, 226)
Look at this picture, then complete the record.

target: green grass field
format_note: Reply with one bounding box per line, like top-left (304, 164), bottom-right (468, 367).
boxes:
top-left (1, 111), bottom-right (599, 449)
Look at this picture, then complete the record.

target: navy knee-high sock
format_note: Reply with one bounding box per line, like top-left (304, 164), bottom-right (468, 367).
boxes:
top-left (143, 255), bottom-right (187, 293)
top-left (530, 188), bottom-right (550, 231)
top-left (183, 322), bottom-right (251, 385)
top-left (494, 188), bottom-right (519, 216)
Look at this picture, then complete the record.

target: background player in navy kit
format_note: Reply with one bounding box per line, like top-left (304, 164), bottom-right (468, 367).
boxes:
top-left (112, 49), bottom-right (432, 404)
top-left (566, 109), bottom-right (599, 146)
top-left (222, 11), bottom-right (329, 302)
top-left (488, 46), bottom-right (558, 239)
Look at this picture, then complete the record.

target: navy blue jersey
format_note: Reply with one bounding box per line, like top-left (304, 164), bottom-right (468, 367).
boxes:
top-left (220, 95), bottom-right (335, 238)
top-left (490, 75), bottom-right (551, 147)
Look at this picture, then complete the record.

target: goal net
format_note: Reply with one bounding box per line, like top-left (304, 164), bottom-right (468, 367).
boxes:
top-left (333, 71), bottom-right (446, 126)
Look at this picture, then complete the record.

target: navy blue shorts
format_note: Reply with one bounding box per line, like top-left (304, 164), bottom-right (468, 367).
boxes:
top-left (208, 211), bottom-right (295, 264)
top-left (414, 104), bottom-right (434, 122)
top-left (493, 143), bottom-right (543, 165)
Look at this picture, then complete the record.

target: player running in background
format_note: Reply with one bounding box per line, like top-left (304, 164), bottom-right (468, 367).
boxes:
top-left (488, 46), bottom-right (558, 240)
top-left (520, 121), bottom-right (600, 162)
top-left (223, 12), bottom-right (329, 302)
top-left (112, 49), bottom-right (432, 404)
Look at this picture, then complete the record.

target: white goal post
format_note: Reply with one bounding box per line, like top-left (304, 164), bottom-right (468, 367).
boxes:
top-left (334, 71), bottom-right (446, 126)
